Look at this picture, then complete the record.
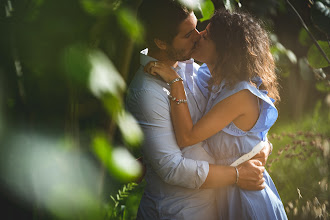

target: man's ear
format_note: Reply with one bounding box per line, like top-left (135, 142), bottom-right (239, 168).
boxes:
top-left (154, 38), bottom-right (167, 50)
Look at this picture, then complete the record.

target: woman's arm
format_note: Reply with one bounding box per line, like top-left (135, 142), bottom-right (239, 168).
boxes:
top-left (170, 80), bottom-right (253, 147)
top-left (144, 61), bottom-right (254, 148)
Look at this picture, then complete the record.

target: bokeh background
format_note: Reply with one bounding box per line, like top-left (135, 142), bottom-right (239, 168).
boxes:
top-left (0, 0), bottom-right (329, 219)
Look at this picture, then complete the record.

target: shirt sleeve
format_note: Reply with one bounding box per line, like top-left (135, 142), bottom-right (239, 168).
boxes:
top-left (126, 88), bottom-right (209, 189)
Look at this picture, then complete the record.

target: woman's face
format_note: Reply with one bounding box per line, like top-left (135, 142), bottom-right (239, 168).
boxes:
top-left (192, 23), bottom-right (217, 65)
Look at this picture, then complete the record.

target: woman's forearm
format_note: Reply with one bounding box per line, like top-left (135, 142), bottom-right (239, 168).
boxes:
top-left (170, 81), bottom-right (196, 147)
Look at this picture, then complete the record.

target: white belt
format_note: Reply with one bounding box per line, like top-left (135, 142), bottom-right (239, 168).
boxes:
top-left (230, 141), bottom-right (267, 167)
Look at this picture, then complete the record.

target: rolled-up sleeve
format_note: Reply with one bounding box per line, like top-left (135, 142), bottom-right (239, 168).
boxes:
top-left (126, 89), bottom-right (209, 189)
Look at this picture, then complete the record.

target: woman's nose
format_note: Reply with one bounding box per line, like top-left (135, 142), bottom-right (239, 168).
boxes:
top-left (193, 28), bottom-right (201, 41)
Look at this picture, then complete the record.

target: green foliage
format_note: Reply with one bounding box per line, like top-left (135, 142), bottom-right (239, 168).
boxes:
top-left (117, 8), bottom-right (144, 43)
top-left (270, 34), bottom-right (297, 77)
top-left (298, 28), bottom-right (313, 47)
top-left (267, 105), bottom-right (329, 219)
top-left (316, 80), bottom-right (330, 92)
top-left (105, 182), bottom-right (141, 220)
top-left (92, 134), bottom-right (142, 182)
top-left (199, 0), bottom-right (215, 22)
top-left (307, 41), bottom-right (330, 68)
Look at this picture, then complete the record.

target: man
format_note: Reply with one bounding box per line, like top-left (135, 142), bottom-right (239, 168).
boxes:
top-left (126, 0), bottom-right (271, 219)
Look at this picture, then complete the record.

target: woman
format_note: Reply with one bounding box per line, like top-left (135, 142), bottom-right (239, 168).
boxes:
top-left (145, 9), bottom-right (287, 219)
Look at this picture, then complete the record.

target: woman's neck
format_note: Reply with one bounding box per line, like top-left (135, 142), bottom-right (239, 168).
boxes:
top-left (206, 63), bottom-right (223, 85)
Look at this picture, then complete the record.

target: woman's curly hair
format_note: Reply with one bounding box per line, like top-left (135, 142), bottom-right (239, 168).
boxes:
top-left (209, 9), bottom-right (280, 104)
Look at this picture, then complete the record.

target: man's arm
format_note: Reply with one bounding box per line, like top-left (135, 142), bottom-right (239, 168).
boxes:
top-left (127, 88), bottom-right (264, 190)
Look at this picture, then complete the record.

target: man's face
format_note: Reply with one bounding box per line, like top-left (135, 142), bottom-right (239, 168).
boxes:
top-left (165, 12), bottom-right (200, 61)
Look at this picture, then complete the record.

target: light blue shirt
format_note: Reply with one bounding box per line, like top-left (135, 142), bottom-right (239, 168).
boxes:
top-left (126, 49), bottom-right (217, 220)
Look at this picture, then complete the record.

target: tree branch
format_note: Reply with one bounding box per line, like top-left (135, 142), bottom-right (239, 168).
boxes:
top-left (286, 0), bottom-right (330, 65)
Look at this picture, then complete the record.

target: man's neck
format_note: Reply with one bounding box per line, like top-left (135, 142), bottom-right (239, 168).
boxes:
top-left (148, 50), bottom-right (178, 68)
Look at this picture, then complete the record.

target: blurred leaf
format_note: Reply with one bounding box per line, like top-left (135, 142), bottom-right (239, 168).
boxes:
top-left (62, 44), bottom-right (91, 87)
top-left (92, 135), bottom-right (142, 182)
top-left (92, 134), bottom-right (113, 167)
top-left (47, 185), bottom-right (102, 220)
top-left (271, 40), bottom-right (297, 77)
top-left (116, 8), bottom-right (144, 43)
top-left (88, 50), bottom-right (126, 98)
top-left (298, 28), bottom-right (312, 47)
top-left (298, 58), bottom-right (313, 80)
top-left (102, 94), bottom-right (123, 117)
top-left (110, 147), bottom-right (142, 182)
top-left (286, 50), bottom-right (297, 64)
top-left (80, 0), bottom-right (122, 16)
top-left (311, 0), bottom-right (330, 34)
top-left (178, 0), bottom-right (201, 9)
top-left (313, 68), bottom-right (327, 80)
top-left (223, 0), bottom-right (235, 12)
top-left (316, 80), bottom-right (330, 92)
top-left (116, 110), bottom-right (143, 147)
top-left (307, 41), bottom-right (330, 68)
top-left (1, 133), bottom-right (103, 220)
top-left (199, 0), bottom-right (215, 22)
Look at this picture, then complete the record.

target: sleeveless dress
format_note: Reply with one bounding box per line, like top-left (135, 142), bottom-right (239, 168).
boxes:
top-left (203, 78), bottom-right (288, 220)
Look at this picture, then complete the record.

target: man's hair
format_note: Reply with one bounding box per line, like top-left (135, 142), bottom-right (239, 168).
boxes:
top-left (138, 0), bottom-right (192, 51)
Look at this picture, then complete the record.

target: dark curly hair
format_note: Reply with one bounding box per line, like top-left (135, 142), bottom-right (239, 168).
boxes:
top-left (209, 9), bottom-right (280, 104)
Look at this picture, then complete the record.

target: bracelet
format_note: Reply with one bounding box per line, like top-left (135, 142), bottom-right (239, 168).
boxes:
top-left (167, 77), bottom-right (183, 86)
top-left (234, 167), bottom-right (239, 185)
top-left (168, 93), bottom-right (187, 105)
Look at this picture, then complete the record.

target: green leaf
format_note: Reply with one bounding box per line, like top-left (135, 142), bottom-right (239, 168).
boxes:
top-left (298, 28), bottom-right (312, 47)
top-left (199, 0), bottom-right (215, 22)
top-left (307, 41), bottom-right (330, 68)
top-left (223, 0), bottom-right (236, 12)
top-left (117, 8), bottom-right (144, 43)
top-left (315, 81), bottom-right (330, 92)
top-left (116, 110), bottom-right (144, 147)
top-left (62, 44), bottom-right (91, 87)
top-left (109, 147), bottom-right (142, 182)
top-left (88, 50), bottom-right (126, 98)
top-left (92, 134), bottom-right (113, 168)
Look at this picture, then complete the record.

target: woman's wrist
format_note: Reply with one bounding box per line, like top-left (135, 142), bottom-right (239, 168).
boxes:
top-left (167, 77), bottom-right (183, 86)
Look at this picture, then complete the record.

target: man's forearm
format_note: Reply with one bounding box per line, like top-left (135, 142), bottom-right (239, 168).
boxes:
top-left (200, 164), bottom-right (236, 189)
top-left (201, 160), bottom-right (266, 191)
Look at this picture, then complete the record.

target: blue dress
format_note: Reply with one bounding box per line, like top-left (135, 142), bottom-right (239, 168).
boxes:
top-left (202, 78), bottom-right (288, 220)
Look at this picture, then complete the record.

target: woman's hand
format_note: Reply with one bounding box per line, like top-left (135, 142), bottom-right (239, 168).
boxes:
top-left (144, 61), bottom-right (180, 83)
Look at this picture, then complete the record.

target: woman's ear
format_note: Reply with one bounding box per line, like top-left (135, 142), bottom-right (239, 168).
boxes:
top-left (154, 38), bottom-right (167, 50)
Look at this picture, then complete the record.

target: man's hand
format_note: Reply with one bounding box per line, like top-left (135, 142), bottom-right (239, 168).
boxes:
top-left (236, 160), bottom-right (265, 191)
top-left (252, 142), bottom-right (272, 166)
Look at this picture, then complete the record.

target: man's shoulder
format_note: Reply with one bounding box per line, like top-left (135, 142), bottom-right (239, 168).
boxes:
top-left (126, 67), bottom-right (169, 107)
top-left (128, 67), bottom-right (166, 91)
